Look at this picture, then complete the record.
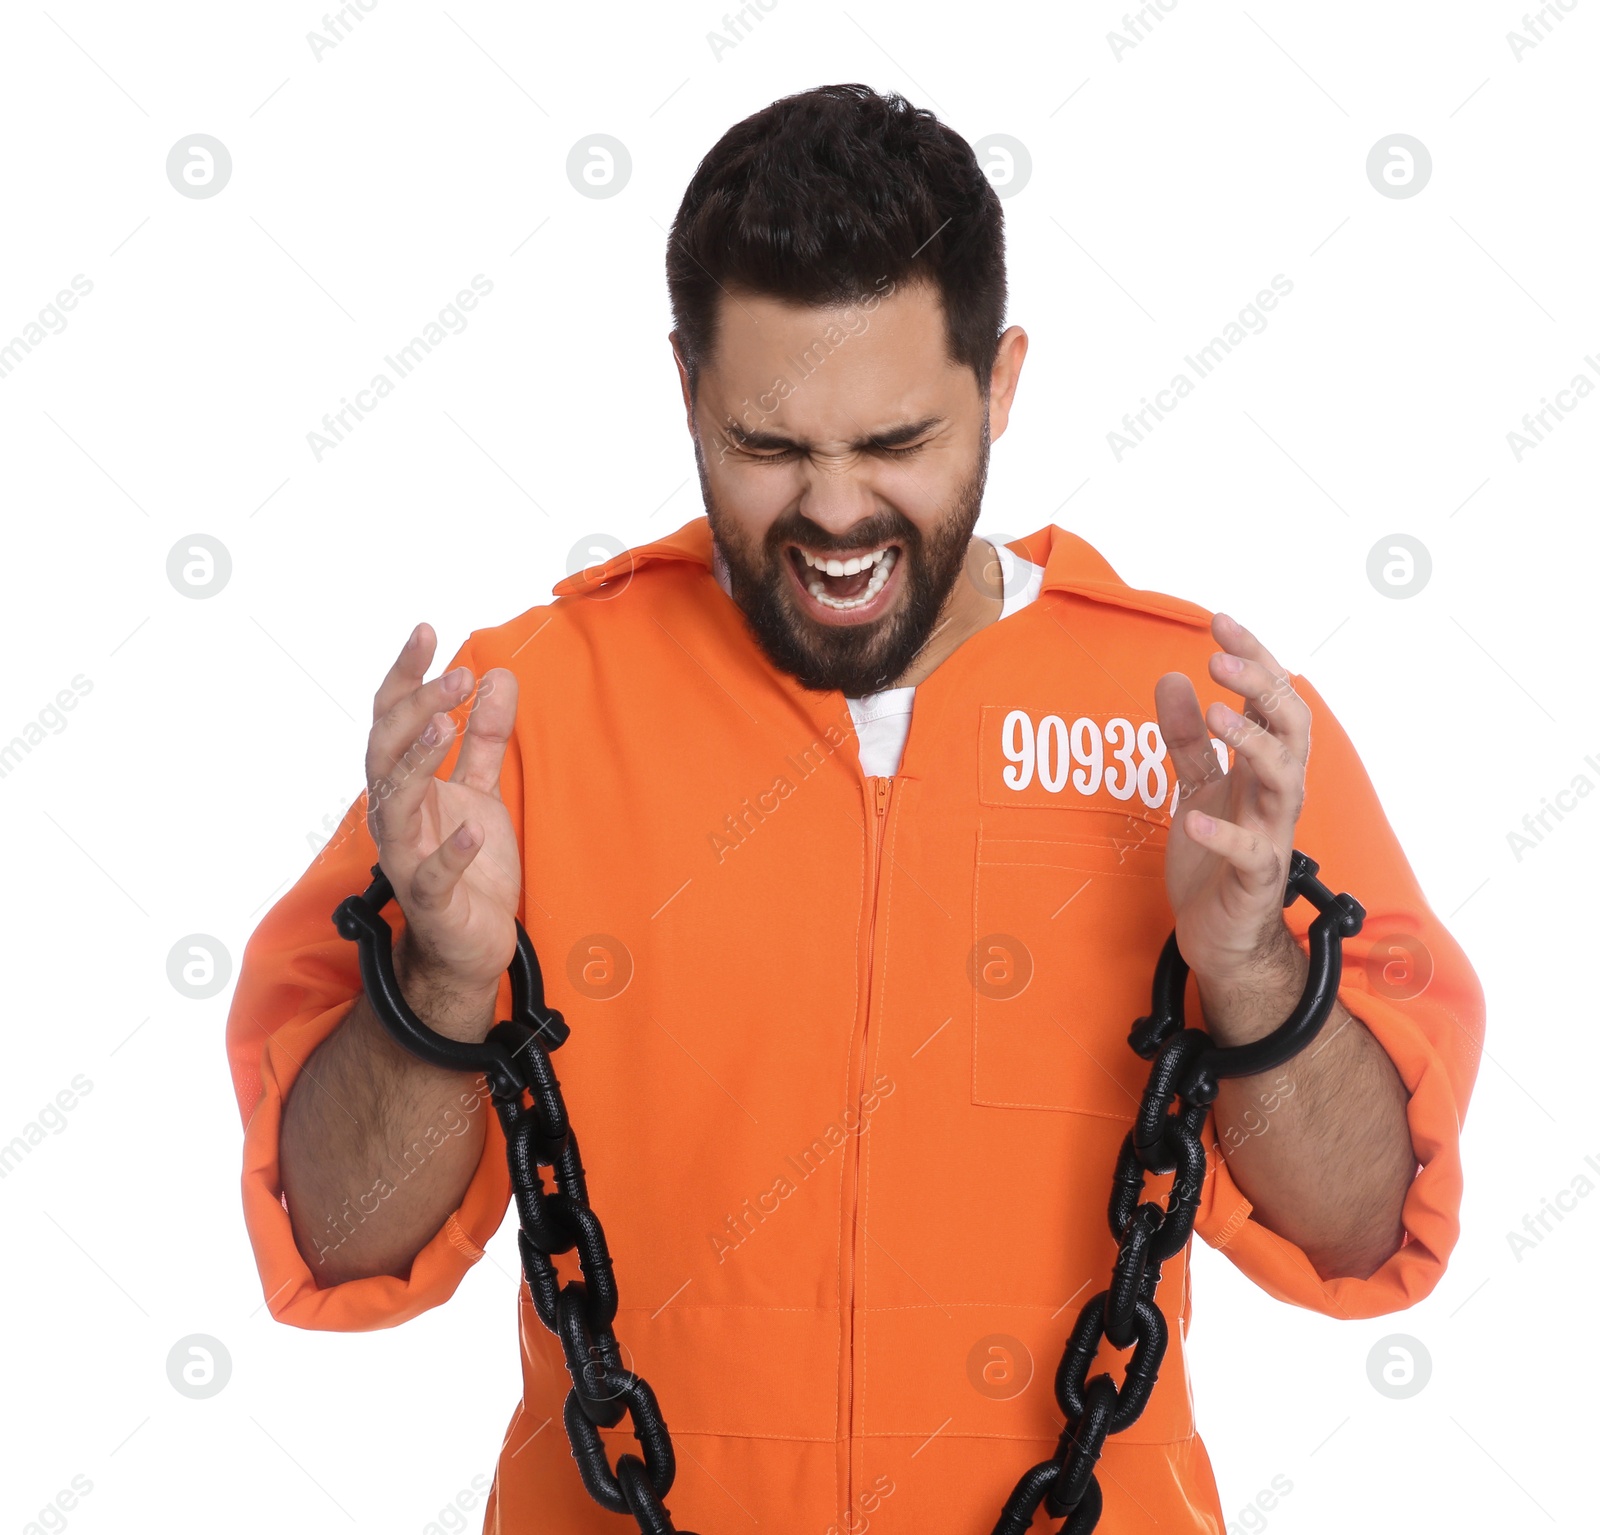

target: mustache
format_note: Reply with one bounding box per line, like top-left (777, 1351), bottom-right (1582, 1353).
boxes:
top-left (764, 515), bottom-right (921, 558)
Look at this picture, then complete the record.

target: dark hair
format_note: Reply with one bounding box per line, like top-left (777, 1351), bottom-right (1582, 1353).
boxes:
top-left (665, 83), bottom-right (1006, 406)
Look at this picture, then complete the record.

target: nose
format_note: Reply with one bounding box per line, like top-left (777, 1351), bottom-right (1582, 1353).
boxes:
top-left (794, 456), bottom-right (883, 543)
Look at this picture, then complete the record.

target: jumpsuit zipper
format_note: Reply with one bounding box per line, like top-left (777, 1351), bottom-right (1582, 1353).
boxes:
top-left (844, 773), bottom-right (894, 1515)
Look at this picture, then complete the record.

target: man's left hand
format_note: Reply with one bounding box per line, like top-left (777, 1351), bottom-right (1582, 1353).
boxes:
top-left (1154, 612), bottom-right (1416, 1280)
top-left (1154, 611), bottom-right (1308, 1000)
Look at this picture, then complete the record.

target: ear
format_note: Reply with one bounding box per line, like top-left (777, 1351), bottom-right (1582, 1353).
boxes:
top-left (986, 324), bottom-right (1029, 442)
top-left (668, 330), bottom-right (696, 433)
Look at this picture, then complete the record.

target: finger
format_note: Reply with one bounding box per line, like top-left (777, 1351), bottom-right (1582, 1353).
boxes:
top-left (1208, 647), bottom-right (1308, 745)
top-left (1206, 700), bottom-right (1303, 815)
top-left (1182, 808), bottom-right (1287, 896)
top-left (368, 654), bottom-right (476, 796)
top-left (450, 667), bottom-right (518, 798)
top-left (408, 818), bottom-right (483, 914)
top-left (1210, 614), bottom-right (1309, 747)
top-left (367, 619), bottom-right (478, 849)
top-left (1154, 672), bottom-right (1228, 813)
top-left (365, 707), bottom-right (463, 853)
top-left (374, 623), bottom-right (435, 722)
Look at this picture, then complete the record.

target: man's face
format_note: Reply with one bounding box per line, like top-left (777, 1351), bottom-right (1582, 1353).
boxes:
top-left (676, 277), bottom-right (994, 696)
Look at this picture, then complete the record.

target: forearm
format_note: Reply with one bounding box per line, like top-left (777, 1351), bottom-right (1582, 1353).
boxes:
top-left (1198, 927), bottom-right (1415, 1281)
top-left (279, 944), bottom-right (498, 1286)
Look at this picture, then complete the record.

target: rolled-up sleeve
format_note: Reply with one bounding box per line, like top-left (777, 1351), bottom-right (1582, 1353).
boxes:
top-left (225, 633), bottom-right (515, 1331)
top-left (1192, 672), bottom-right (1485, 1318)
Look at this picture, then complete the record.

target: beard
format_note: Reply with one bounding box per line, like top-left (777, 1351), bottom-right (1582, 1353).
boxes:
top-left (698, 413), bottom-right (991, 696)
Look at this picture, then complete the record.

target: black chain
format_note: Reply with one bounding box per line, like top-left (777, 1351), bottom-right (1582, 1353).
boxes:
top-left (333, 847), bottom-right (1363, 1535)
top-left (333, 870), bottom-right (697, 1534)
top-left (990, 848), bottom-right (1365, 1534)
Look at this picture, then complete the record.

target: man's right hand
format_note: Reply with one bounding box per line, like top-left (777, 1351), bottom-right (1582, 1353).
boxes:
top-left (365, 622), bottom-right (522, 1042)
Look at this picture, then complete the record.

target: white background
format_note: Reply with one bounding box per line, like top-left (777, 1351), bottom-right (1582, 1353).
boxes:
top-left (1, 2), bottom-right (1593, 1532)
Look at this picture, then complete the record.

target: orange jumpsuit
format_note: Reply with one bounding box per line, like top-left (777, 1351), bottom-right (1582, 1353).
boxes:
top-left (225, 516), bottom-right (1484, 1533)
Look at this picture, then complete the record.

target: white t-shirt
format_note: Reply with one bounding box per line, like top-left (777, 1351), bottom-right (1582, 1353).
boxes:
top-left (712, 538), bottom-right (1046, 776)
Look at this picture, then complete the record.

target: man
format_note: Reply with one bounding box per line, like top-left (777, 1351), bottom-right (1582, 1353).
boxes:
top-left (226, 83), bottom-right (1483, 1533)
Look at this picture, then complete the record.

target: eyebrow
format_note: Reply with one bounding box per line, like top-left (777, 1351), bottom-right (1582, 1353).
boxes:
top-left (722, 413), bottom-right (946, 452)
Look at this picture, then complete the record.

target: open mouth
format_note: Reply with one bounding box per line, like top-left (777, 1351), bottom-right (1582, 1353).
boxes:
top-left (784, 542), bottom-right (902, 621)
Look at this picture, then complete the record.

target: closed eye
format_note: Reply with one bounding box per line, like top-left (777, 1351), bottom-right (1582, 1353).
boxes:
top-left (741, 442), bottom-right (929, 463)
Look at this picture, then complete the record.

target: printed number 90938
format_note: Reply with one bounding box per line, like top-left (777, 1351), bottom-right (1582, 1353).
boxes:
top-left (999, 709), bottom-right (1229, 813)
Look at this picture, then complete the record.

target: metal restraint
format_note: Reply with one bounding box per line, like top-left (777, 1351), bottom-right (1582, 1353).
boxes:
top-left (334, 847), bottom-right (1363, 1535)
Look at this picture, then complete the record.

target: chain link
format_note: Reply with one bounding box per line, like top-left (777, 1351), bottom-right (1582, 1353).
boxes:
top-left (333, 848), bottom-right (1363, 1534)
top-left (334, 869), bottom-right (700, 1533)
top-left (990, 849), bottom-right (1365, 1533)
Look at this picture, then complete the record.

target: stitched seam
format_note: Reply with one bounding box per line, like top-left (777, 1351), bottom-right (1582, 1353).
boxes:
top-left (576, 1426), bottom-right (1199, 1444)
top-left (1204, 1195), bottom-right (1253, 1249)
top-left (835, 767), bottom-right (866, 1472)
top-left (444, 1211), bottom-right (485, 1262)
top-left (857, 779), bottom-right (900, 1445)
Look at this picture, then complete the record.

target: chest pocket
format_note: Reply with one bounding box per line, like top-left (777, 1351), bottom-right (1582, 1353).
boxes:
top-left (971, 809), bottom-right (1174, 1121)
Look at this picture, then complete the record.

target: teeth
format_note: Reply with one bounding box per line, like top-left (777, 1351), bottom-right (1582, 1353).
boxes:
top-left (800, 546), bottom-right (889, 573)
top-left (805, 547), bottom-right (897, 610)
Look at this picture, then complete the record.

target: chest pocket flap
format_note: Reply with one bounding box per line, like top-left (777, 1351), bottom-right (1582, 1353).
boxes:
top-left (971, 809), bottom-right (1174, 1120)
